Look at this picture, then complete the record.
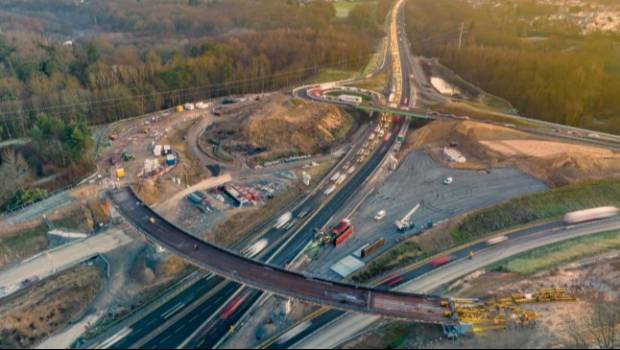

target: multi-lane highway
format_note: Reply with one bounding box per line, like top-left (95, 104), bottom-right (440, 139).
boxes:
top-left (92, 0), bottom-right (417, 347)
top-left (96, 117), bottom-right (403, 349)
top-left (109, 184), bottom-right (452, 319)
top-left (290, 217), bottom-right (620, 349)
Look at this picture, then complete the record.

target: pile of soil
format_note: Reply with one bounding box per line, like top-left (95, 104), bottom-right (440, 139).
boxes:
top-left (406, 120), bottom-right (620, 187)
top-left (203, 93), bottom-right (353, 165)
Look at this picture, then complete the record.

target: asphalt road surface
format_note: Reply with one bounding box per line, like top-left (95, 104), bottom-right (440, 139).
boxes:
top-left (290, 216), bottom-right (620, 349)
top-left (309, 151), bottom-right (548, 278)
top-left (109, 184), bottom-right (451, 320)
top-left (0, 229), bottom-right (132, 299)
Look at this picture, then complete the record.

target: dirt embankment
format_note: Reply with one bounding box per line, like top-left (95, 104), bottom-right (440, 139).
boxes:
top-left (445, 253), bottom-right (620, 349)
top-left (202, 93), bottom-right (353, 165)
top-left (0, 265), bottom-right (102, 349)
top-left (405, 120), bottom-right (620, 187)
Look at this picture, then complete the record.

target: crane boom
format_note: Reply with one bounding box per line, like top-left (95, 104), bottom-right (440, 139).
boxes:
top-left (395, 203), bottom-right (420, 231)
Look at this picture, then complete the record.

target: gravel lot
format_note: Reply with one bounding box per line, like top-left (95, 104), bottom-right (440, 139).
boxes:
top-left (307, 150), bottom-right (548, 278)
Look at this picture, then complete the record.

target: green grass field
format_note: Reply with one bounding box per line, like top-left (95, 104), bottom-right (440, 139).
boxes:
top-left (0, 226), bottom-right (48, 263)
top-left (351, 241), bottom-right (424, 282)
top-left (491, 230), bottom-right (620, 274)
top-left (306, 68), bottom-right (358, 84)
top-left (451, 179), bottom-right (620, 244)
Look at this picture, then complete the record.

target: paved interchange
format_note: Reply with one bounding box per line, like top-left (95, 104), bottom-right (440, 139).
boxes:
top-left (109, 186), bottom-right (453, 323)
top-left (98, 115), bottom-right (402, 349)
top-left (84, 0), bottom-right (620, 347)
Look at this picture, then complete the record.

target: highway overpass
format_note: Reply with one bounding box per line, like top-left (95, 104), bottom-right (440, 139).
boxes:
top-left (109, 186), bottom-right (453, 323)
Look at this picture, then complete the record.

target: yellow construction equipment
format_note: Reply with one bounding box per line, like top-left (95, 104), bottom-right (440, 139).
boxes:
top-left (444, 287), bottom-right (575, 337)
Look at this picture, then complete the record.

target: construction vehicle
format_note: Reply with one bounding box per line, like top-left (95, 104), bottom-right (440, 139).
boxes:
top-left (443, 287), bottom-right (575, 338)
top-left (115, 168), bottom-right (126, 178)
top-left (395, 203), bottom-right (420, 231)
top-left (331, 219), bottom-right (353, 246)
top-left (121, 149), bottom-right (134, 162)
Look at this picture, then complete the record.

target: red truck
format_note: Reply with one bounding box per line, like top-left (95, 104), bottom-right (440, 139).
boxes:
top-left (334, 226), bottom-right (353, 246)
top-left (430, 255), bottom-right (454, 268)
top-left (331, 219), bottom-right (353, 246)
top-left (331, 219), bottom-right (351, 237)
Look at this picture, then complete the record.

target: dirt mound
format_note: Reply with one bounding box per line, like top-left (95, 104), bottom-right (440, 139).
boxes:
top-left (406, 120), bottom-right (620, 187)
top-left (244, 94), bottom-right (351, 156)
top-left (203, 93), bottom-right (353, 165)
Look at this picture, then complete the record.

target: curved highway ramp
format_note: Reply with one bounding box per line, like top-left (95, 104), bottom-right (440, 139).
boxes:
top-left (109, 186), bottom-right (452, 323)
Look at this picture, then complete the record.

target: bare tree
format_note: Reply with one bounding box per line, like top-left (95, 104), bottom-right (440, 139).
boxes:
top-left (0, 148), bottom-right (31, 205)
top-left (567, 297), bottom-right (619, 349)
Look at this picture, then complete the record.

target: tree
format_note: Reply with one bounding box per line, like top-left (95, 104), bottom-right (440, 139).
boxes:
top-left (0, 148), bottom-right (31, 206)
top-left (567, 298), bottom-right (619, 349)
top-left (30, 115), bottom-right (93, 168)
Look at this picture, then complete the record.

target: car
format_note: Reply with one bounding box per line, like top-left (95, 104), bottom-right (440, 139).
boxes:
top-left (148, 217), bottom-right (156, 224)
top-left (443, 177), bottom-right (453, 185)
top-left (374, 210), bottom-right (386, 221)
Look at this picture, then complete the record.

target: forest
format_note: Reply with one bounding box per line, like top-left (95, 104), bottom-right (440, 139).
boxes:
top-left (0, 0), bottom-right (382, 141)
top-left (0, 0), bottom-right (385, 209)
top-left (404, 0), bottom-right (620, 132)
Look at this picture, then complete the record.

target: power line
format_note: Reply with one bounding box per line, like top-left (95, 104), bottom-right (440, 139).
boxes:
top-left (0, 54), bottom-right (372, 120)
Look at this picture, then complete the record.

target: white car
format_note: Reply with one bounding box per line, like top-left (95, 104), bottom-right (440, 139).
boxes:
top-left (443, 177), bottom-right (453, 185)
top-left (374, 210), bottom-right (386, 221)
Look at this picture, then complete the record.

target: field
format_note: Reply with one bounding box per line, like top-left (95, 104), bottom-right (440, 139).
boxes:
top-left (451, 179), bottom-right (620, 244)
top-left (351, 241), bottom-right (424, 282)
top-left (0, 265), bottom-right (102, 348)
top-left (306, 68), bottom-right (358, 84)
top-left (333, 1), bottom-right (377, 18)
top-left (0, 208), bottom-right (93, 269)
top-left (0, 226), bottom-right (48, 269)
top-left (491, 230), bottom-right (620, 275)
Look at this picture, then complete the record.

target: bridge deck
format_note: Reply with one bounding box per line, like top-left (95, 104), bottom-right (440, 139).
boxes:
top-left (109, 186), bottom-right (452, 323)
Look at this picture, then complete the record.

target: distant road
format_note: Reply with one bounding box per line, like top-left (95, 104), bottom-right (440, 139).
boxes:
top-left (293, 217), bottom-right (620, 349)
top-left (0, 190), bottom-right (74, 226)
top-left (0, 229), bottom-right (132, 299)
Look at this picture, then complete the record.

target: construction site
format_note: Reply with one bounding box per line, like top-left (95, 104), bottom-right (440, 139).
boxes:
top-left (2, 0), bottom-right (620, 347)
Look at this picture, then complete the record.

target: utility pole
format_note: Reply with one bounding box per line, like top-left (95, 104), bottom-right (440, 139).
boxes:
top-left (458, 22), bottom-right (465, 49)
